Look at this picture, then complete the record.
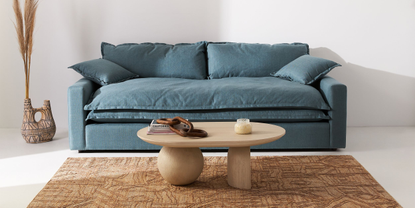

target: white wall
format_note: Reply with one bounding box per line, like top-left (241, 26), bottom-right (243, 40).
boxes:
top-left (1, 0), bottom-right (414, 128)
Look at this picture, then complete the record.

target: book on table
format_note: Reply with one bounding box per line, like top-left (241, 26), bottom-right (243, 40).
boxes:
top-left (147, 120), bottom-right (190, 135)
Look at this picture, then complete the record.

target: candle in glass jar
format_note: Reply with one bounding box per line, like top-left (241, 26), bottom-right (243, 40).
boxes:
top-left (234, 118), bottom-right (252, 134)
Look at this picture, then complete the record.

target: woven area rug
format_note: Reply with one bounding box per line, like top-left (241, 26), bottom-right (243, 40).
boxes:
top-left (29, 155), bottom-right (401, 207)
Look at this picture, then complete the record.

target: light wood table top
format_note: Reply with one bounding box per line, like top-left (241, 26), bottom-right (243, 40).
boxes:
top-left (137, 122), bottom-right (285, 148)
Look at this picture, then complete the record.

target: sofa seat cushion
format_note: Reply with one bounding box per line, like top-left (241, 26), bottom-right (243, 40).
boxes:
top-left (86, 109), bottom-right (330, 123)
top-left (84, 77), bottom-right (330, 111)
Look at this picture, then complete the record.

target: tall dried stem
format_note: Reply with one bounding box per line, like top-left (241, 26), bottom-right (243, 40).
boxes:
top-left (13, 0), bottom-right (39, 99)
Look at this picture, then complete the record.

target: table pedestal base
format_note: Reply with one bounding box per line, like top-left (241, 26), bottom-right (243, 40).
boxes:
top-left (157, 146), bottom-right (252, 189)
top-left (157, 146), bottom-right (204, 185)
top-left (227, 146), bottom-right (251, 189)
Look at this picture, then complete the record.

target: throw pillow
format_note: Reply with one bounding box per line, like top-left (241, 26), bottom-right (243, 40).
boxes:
top-left (271, 55), bottom-right (341, 84)
top-left (69, 59), bottom-right (139, 85)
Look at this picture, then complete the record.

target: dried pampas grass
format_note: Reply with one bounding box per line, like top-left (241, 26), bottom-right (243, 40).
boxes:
top-left (13, 0), bottom-right (39, 99)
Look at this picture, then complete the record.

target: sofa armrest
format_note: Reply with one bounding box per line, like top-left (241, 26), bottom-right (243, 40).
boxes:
top-left (68, 78), bottom-right (100, 150)
top-left (318, 76), bottom-right (347, 148)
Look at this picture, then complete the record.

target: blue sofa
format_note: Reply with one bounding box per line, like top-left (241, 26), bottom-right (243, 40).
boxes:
top-left (68, 42), bottom-right (346, 151)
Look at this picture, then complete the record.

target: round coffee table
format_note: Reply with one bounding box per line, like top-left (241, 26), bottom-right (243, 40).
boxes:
top-left (137, 122), bottom-right (285, 189)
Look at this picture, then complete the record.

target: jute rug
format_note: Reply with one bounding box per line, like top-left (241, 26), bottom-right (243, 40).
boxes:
top-left (29, 155), bottom-right (401, 207)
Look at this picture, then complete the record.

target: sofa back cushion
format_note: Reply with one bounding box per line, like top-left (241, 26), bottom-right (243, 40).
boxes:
top-left (207, 42), bottom-right (309, 79)
top-left (101, 42), bottom-right (207, 79)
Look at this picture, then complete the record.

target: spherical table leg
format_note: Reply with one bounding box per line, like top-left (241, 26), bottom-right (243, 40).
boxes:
top-left (157, 146), bottom-right (204, 185)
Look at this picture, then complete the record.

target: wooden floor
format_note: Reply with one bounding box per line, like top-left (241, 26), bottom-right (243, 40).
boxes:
top-left (0, 127), bottom-right (414, 207)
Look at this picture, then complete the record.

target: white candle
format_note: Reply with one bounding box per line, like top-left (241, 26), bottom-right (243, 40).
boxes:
top-left (234, 118), bottom-right (252, 134)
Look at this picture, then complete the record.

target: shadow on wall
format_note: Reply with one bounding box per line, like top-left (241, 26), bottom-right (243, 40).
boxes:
top-left (66, 1), bottom-right (107, 59)
top-left (311, 48), bottom-right (415, 127)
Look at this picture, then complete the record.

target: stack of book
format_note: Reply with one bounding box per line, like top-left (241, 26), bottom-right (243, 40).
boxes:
top-left (147, 120), bottom-right (190, 135)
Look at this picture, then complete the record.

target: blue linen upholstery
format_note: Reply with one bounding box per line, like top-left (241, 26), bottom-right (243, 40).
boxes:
top-left (68, 78), bottom-right (100, 150)
top-left (67, 41), bottom-right (347, 152)
top-left (83, 122), bottom-right (330, 150)
top-left (207, 42), bottom-right (309, 78)
top-left (319, 76), bottom-right (347, 148)
top-left (68, 59), bottom-right (139, 85)
top-left (101, 42), bottom-right (207, 79)
top-left (253, 122), bottom-right (330, 149)
top-left (272, 55), bottom-right (341, 84)
top-left (86, 109), bottom-right (330, 123)
top-left (85, 123), bottom-right (157, 150)
top-left (84, 77), bottom-right (330, 111)
top-left (68, 77), bottom-right (346, 151)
